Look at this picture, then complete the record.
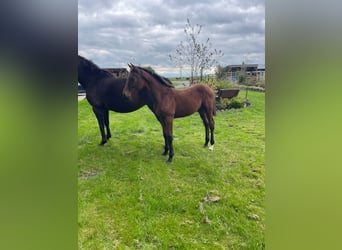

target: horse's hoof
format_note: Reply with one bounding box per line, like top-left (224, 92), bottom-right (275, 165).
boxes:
top-left (166, 159), bottom-right (172, 163)
top-left (99, 141), bottom-right (107, 146)
top-left (162, 151), bottom-right (168, 156)
top-left (208, 145), bottom-right (214, 151)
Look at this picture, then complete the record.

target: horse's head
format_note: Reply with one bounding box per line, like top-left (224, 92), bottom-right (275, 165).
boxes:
top-left (78, 55), bottom-right (96, 82)
top-left (78, 55), bottom-right (112, 86)
top-left (123, 64), bottom-right (146, 100)
top-left (78, 55), bottom-right (86, 80)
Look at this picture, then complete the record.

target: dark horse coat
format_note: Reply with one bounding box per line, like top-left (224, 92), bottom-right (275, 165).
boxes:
top-left (78, 55), bottom-right (145, 145)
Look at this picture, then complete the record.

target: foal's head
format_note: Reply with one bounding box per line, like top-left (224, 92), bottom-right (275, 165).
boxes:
top-left (123, 64), bottom-right (174, 100)
top-left (123, 64), bottom-right (146, 100)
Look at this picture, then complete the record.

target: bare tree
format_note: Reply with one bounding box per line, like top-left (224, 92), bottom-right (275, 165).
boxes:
top-left (198, 39), bottom-right (224, 81)
top-left (169, 18), bottom-right (223, 84)
top-left (215, 65), bottom-right (225, 80)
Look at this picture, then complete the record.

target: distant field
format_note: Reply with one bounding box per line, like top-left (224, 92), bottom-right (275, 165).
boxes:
top-left (78, 91), bottom-right (265, 249)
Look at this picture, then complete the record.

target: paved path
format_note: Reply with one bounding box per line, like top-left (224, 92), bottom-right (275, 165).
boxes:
top-left (78, 93), bottom-right (86, 101)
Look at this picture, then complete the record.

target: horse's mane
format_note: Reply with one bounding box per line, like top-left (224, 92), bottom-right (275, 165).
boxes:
top-left (78, 55), bottom-right (112, 78)
top-left (135, 66), bottom-right (174, 88)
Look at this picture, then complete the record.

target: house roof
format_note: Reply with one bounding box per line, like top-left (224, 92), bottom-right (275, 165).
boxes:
top-left (227, 64), bottom-right (258, 68)
top-left (225, 64), bottom-right (256, 72)
top-left (224, 64), bottom-right (264, 72)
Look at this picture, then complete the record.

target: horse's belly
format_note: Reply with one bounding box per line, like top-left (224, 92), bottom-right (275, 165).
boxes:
top-left (111, 105), bottom-right (140, 113)
top-left (174, 106), bottom-right (197, 118)
top-left (174, 97), bottom-right (201, 118)
top-left (106, 99), bottom-right (144, 113)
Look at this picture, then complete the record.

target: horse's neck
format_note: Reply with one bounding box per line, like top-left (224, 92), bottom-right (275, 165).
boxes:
top-left (147, 80), bottom-right (168, 102)
top-left (78, 72), bottom-right (105, 90)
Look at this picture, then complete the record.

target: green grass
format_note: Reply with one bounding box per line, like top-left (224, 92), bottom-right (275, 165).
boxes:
top-left (78, 91), bottom-right (265, 249)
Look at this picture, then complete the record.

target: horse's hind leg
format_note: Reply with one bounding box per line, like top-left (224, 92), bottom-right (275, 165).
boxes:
top-left (104, 110), bottom-right (111, 140)
top-left (208, 113), bottom-right (215, 146)
top-left (199, 110), bottom-right (210, 147)
top-left (93, 106), bottom-right (107, 145)
top-left (203, 104), bottom-right (215, 149)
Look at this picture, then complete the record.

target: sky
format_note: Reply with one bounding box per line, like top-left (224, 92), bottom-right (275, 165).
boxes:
top-left (78, 0), bottom-right (264, 77)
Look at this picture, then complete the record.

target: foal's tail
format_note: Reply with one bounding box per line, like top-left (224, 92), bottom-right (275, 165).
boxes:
top-left (213, 99), bottom-right (217, 116)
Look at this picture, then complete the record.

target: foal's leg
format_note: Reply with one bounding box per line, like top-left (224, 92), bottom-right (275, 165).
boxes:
top-left (208, 113), bottom-right (215, 146)
top-left (199, 109), bottom-right (210, 147)
top-left (157, 115), bottom-right (169, 155)
top-left (92, 106), bottom-right (107, 145)
top-left (104, 110), bottom-right (111, 140)
top-left (203, 103), bottom-right (215, 149)
top-left (162, 132), bottom-right (169, 155)
top-left (166, 133), bottom-right (174, 163)
top-left (160, 116), bottom-right (174, 162)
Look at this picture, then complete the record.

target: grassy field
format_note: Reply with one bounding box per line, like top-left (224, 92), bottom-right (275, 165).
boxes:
top-left (78, 90), bottom-right (265, 249)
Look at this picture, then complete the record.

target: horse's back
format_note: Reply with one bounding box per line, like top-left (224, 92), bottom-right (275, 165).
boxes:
top-left (195, 84), bottom-right (215, 97)
top-left (177, 84), bottom-right (214, 102)
top-left (173, 84), bottom-right (215, 117)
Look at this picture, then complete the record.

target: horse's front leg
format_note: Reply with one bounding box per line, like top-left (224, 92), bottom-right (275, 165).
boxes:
top-left (164, 117), bottom-right (174, 162)
top-left (159, 115), bottom-right (174, 162)
top-left (166, 134), bottom-right (174, 162)
top-left (104, 109), bottom-right (111, 140)
top-left (93, 106), bottom-right (107, 145)
top-left (162, 132), bottom-right (169, 155)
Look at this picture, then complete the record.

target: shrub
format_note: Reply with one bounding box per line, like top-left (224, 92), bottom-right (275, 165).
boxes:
top-left (236, 85), bottom-right (265, 92)
top-left (218, 97), bottom-right (229, 109)
top-left (238, 72), bottom-right (247, 84)
top-left (228, 97), bottom-right (245, 109)
top-left (217, 97), bottom-right (246, 110)
top-left (216, 80), bottom-right (235, 89)
top-left (249, 86), bottom-right (265, 92)
top-left (255, 82), bottom-right (265, 88)
top-left (204, 79), bottom-right (236, 91)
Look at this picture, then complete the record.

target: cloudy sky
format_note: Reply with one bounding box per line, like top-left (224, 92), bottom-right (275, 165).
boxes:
top-left (78, 0), bottom-right (264, 77)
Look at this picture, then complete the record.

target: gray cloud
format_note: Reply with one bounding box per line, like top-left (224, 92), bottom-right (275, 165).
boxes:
top-left (78, 0), bottom-right (264, 76)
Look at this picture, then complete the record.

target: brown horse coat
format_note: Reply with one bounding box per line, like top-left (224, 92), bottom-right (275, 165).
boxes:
top-left (123, 65), bottom-right (215, 162)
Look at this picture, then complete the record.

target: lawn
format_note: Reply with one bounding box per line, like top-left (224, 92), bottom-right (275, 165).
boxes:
top-left (78, 90), bottom-right (265, 249)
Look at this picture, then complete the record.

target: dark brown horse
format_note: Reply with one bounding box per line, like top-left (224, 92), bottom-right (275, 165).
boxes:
top-left (123, 64), bottom-right (216, 162)
top-left (78, 55), bottom-right (145, 145)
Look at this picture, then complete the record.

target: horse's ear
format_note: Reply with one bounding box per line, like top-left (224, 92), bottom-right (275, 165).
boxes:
top-left (128, 63), bottom-right (134, 69)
